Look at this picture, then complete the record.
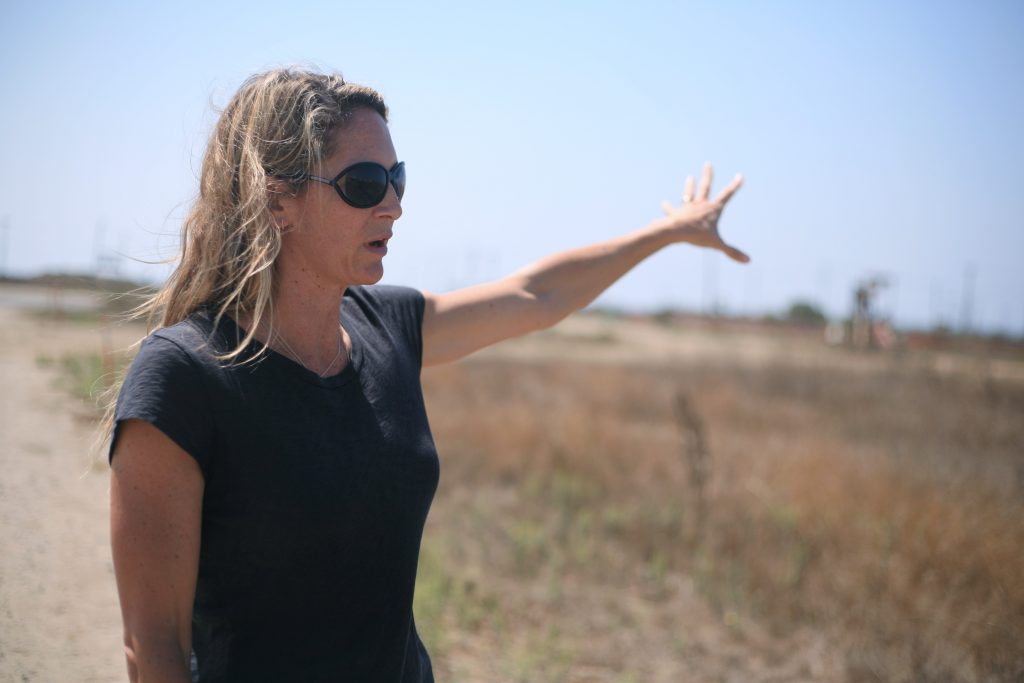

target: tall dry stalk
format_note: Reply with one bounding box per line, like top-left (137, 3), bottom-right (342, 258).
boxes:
top-left (673, 390), bottom-right (710, 542)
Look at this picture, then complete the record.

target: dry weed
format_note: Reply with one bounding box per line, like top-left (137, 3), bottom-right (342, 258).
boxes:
top-left (421, 348), bottom-right (1024, 681)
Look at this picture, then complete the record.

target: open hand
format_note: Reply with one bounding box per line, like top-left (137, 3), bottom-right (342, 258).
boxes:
top-left (660, 163), bottom-right (749, 263)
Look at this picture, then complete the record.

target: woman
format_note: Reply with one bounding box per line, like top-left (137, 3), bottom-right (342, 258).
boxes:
top-left (109, 68), bottom-right (747, 683)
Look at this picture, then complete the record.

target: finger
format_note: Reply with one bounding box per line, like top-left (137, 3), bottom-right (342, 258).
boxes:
top-left (698, 162), bottom-right (713, 201)
top-left (715, 173), bottom-right (744, 205)
top-left (722, 242), bottom-right (750, 263)
top-left (661, 200), bottom-right (674, 215)
top-left (682, 176), bottom-right (695, 203)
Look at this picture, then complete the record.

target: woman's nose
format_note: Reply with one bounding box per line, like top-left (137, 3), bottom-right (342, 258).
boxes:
top-left (377, 183), bottom-right (403, 220)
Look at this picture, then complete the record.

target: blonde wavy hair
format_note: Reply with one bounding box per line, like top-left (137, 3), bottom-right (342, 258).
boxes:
top-left (101, 68), bottom-right (387, 445)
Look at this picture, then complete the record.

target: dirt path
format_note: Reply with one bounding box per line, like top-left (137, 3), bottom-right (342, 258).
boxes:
top-left (0, 305), bottom-right (139, 682)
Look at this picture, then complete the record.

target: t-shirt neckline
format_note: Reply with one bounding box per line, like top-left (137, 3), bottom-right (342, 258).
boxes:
top-left (213, 301), bottom-right (362, 389)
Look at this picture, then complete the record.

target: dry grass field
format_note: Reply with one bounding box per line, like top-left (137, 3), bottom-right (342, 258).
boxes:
top-left (3, 285), bottom-right (1022, 682)
top-left (415, 316), bottom-right (1024, 682)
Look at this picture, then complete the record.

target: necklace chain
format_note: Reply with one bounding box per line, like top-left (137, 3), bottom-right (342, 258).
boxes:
top-left (273, 325), bottom-right (345, 378)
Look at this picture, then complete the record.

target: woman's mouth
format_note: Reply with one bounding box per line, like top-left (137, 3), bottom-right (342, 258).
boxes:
top-left (366, 238), bottom-right (389, 255)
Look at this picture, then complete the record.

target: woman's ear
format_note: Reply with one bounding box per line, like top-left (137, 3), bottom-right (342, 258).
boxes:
top-left (266, 179), bottom-right (296, 230)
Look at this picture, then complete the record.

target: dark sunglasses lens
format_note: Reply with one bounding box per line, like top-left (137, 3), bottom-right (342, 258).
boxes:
top-left (391, 162), bottom-right (406, 200)
top-left (339, 163), bottom-right (389, 208)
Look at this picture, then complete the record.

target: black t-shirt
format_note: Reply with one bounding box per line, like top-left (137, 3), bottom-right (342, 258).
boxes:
top-left (111, 285), bottom-right (440, 683)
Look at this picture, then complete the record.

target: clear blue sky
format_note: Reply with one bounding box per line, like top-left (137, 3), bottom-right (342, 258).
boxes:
top-left (1, 0), bottom-right (1022, 333)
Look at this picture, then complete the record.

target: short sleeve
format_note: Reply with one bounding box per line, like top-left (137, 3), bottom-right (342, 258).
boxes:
top-left (109, 334), bottom-right (216, 474)
top-left (355, 285), bottom-right (425, 366)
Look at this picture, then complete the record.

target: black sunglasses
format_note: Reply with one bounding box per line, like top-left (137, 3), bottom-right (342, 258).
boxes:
top-left (304, 161), bottom-right (406, 209)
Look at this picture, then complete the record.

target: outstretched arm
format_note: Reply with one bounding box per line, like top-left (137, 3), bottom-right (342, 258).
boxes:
top-left (421, 163), bottom-right (747, 366)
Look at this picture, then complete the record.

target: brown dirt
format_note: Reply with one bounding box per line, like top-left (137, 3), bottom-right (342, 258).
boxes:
top-left (0, 298), bottom-right (145, 682)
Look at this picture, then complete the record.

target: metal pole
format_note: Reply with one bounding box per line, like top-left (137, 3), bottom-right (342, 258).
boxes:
top-left (959, 264), bottom-right (976, 335)
top-left (0, 215), bottom-right (9, 278)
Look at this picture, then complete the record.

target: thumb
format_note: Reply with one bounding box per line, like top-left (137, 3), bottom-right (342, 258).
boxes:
top-left (722, 243), bottom-right (751, 263)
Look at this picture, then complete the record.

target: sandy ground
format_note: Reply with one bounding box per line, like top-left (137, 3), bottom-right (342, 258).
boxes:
top-left (0, 287), bottom-right (860, 682)
top-left (0, 302), bottom-right (141, 682)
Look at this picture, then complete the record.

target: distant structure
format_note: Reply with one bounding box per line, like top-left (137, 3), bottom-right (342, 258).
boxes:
top-left (850, 276), bottom-right (893, 350)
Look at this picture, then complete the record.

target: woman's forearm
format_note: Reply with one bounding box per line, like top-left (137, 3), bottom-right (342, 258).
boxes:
top-left (420, 166), bottom-right (746, 365)
top-left (122, 632), bottom-right (192, 683)
top-left (512, 218), bottom-right (676, 322)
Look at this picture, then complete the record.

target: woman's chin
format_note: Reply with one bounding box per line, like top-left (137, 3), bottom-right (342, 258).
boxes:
top-left (353, 265), bottom-right (385, 287)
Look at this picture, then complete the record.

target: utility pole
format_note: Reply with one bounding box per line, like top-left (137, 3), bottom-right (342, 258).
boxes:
top-left (0, 215), bottom-right (9, 278)
top-left (94, 220), bottom-right (106, 277)
top-left (959, 264), bottom-right (977, 335)
top-left (888, 276), bottom-right (899, 328)
top-left (742, 268), bottom-right (757, 317)
top-left (929, 281), bottom-right (942, 330)
top-left (702, 250), bottom-right (718, 316)
top-left (815, 267), bottom-right (832, 319)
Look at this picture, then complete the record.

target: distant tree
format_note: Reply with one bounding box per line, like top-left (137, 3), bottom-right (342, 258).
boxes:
top-left (785, 300), bottom-right (827, 326)
top-left (652, 308), bottom-right (677, 326)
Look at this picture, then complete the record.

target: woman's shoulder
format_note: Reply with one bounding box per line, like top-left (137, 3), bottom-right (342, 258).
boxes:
top-left (146, 308), bottom-right (238, 357)
top-left (345, 286), bottom-right (425, 364)
top-left (119, 310), bottom-right (232, 416)
top-left (114, 311), bottom-right (220, 469)
top-left (148, 310), bottom-right (211, 345)
top-left (346, 284), bottom-right (424, 309)
top-left (345, 284), bottom-right (425, 334)
top-left (129, 309), bottom-right (241, 380)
